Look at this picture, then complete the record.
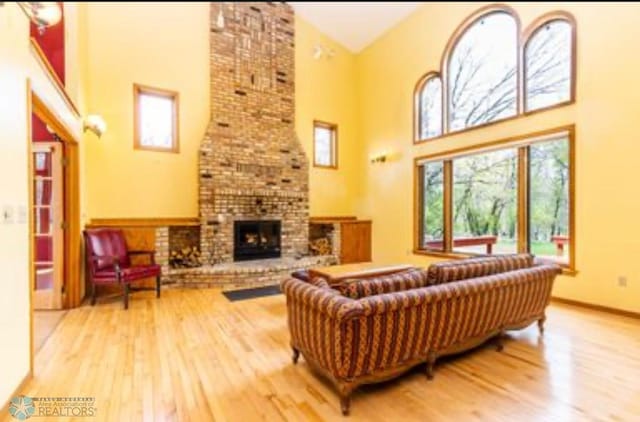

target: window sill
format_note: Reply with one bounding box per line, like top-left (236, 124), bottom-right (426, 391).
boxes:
top-left (413, 249), bottom-right (578, 275)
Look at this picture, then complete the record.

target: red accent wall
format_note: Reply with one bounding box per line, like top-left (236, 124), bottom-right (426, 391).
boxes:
top-left (30, 2), bottom-right (65, 84)
top-left (32, 113), bottom-right (53, 142)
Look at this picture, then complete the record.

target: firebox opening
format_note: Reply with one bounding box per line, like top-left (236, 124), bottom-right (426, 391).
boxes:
top-left (234, 220), bottom-right (281, 261)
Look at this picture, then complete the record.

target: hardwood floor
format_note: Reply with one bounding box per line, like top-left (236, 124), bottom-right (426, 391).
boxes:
top-left (8, 288), bottom-right (640, 421)
top-left (33, 310), bottom-right (67, 353)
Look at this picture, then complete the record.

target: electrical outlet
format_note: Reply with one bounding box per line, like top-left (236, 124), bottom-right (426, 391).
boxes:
top-left (618, 276), bottom-right (628, 287)
top-left (2, 205), bottom-right (14, 224)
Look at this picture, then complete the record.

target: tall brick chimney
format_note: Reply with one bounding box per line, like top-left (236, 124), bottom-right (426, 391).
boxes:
top-left (199, 2), bottom-right (309, 264)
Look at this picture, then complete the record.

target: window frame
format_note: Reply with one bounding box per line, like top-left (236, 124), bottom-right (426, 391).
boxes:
top-left (414, 72), bottom-right (444, 141)
top-left (445, 9), bottom-right (520, 134)
top-left (413, 6), bottom-right (576, 144)
top-left (313, 120), bottom-right (338, 169)
top-left (133, 83), bottom-right (180, 153)
top-left (523, 12), bottom-right (577, 114)
top-left (413, 125), bottom-right (576, 274)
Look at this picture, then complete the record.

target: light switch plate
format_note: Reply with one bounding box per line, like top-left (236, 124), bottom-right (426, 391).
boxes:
top-left (2, 205), bottom-right (14, 224)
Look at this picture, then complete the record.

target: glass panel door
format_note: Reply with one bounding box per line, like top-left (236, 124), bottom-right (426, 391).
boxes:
top-left (33, 143), bottom-right (63, 309)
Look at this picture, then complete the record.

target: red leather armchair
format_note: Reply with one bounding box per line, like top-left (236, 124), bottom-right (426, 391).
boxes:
top-left (84, 228), bottom-right (162, 309)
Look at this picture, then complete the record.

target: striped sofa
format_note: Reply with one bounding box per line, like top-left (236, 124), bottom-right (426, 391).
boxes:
top-left (282, 254), bottom-right (561, 415)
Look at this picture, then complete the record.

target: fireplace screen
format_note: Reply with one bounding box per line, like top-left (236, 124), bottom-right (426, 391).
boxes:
top-left (234, 220), bottom-right (281, 261)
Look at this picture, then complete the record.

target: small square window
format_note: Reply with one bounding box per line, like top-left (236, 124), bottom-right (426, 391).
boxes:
top-left (134, 84), bottom-right (179, 153)
top-left (313, 121), bottom-right (337, 168)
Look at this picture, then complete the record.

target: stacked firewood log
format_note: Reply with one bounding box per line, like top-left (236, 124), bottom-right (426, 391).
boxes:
top-left (309, 237), bottom-right (332, 256)
top-left (169, 246), bottom-right (202, 268)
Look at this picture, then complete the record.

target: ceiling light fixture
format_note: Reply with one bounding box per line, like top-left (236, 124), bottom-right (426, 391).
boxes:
top-left (313, 44), bottom-right (335, 60)
top-left (11, 2), bottom-right (63, 34)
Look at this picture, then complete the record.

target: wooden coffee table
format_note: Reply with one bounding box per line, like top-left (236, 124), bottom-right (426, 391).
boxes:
top-left (308, 262), bottom-right (417, 285)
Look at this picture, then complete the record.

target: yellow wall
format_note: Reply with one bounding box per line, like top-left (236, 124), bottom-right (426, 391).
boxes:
top-left (0, 2), bottom-right (84, 407)
top-left (83, 2), bottom-right (210, 219)
top-left (296, 17), bottom-right (362, 216)
top-left (83, 6), bottom-right (361, 219)
top-left (356, 2), bottom-right (640, 313)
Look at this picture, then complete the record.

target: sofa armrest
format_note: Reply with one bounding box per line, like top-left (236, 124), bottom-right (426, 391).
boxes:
top-left (281, 278), bottom-right (361, 320)
top-left (89, 255), bottom-right (122, 277)
top-left (282, 278), bottom-right (364, 378)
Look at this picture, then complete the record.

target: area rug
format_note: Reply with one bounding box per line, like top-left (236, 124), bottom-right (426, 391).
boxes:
top-left (222, 284), bottom-right (281, 302)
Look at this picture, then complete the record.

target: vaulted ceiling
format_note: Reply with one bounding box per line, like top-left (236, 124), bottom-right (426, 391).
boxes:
top-left (289, 2), bottom-right (422, 53)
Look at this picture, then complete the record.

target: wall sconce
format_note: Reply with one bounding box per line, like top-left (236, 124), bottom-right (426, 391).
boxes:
top-left (6, 2), bottom-right (63, 34)
top-left (370, 154), bottom-right (387, 164)
top-left (313, 44), bottom-right (336, 60)
top-left (83, 114), bottom-right (107, 138)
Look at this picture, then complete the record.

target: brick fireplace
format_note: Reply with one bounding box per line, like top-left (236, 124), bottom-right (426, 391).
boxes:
top-left (199, 2), bottom-right (310, 266)
top-left (158, 2), bottom-right (335, 289)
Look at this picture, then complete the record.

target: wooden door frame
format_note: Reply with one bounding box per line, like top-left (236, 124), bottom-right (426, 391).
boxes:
top-left (29, 88), bottom-right (83, 313)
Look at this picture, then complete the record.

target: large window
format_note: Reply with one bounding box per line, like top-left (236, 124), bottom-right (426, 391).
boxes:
top-left (414, 7), bottom-right (576, 143)
top-left (416, 127), bottom-right (574, 270)
top-left (448, 12), bottom-right (518, 132)
top-left (134, 84), bottom-right (179, 153)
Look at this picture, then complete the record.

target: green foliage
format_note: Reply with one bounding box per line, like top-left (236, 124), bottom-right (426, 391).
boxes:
top-left (421, 137), bottom-right (570, 248)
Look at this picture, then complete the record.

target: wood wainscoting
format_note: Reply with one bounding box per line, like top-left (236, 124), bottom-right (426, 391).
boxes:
top-left (310, 216), bottom-right (372, 264)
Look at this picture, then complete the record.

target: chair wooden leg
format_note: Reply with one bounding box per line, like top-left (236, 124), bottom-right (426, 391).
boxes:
top-left (156, 275), bottom-right (161, 298)
top-left (123, 283), bottom-right (130, 310)
top-left (292, 347), bottom-right (300, 364)
top-left (90, 282), bottom-right (96, 306)
top-left (538, 315), bottom-right (546, 335)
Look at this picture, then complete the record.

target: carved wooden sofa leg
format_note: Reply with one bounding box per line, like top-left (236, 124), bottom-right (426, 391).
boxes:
top-left (495, 330), bottom-right (505, 352)
top-left (337, 383), bottom-right (355, 416)
top-left (425, 351), bottom-right (436, 380)
top-left (538, 315), bottom-right (546, 335)
top-left (292, 347), bottom-right (300, 364)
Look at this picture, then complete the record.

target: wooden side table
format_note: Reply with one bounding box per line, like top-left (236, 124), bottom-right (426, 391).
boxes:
top-left (308, 263), bottom-right (417, 286)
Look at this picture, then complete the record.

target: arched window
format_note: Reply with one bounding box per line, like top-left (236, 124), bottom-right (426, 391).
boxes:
top-left (525, 18), bottom-right (574, 112)
top-left (413, 6), bottom-right (576, 143)
top-left (447, 11), bottom-right (518, 132)
top-left (416, 74), bottom-right (442, 139)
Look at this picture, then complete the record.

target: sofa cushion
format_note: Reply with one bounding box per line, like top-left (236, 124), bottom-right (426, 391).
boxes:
top-left (426, 253), bottom-right (534, 285)
top-left (338, 268), bottom-right (430, 299)
top-left (309, 276), bottom-right (332, 290)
